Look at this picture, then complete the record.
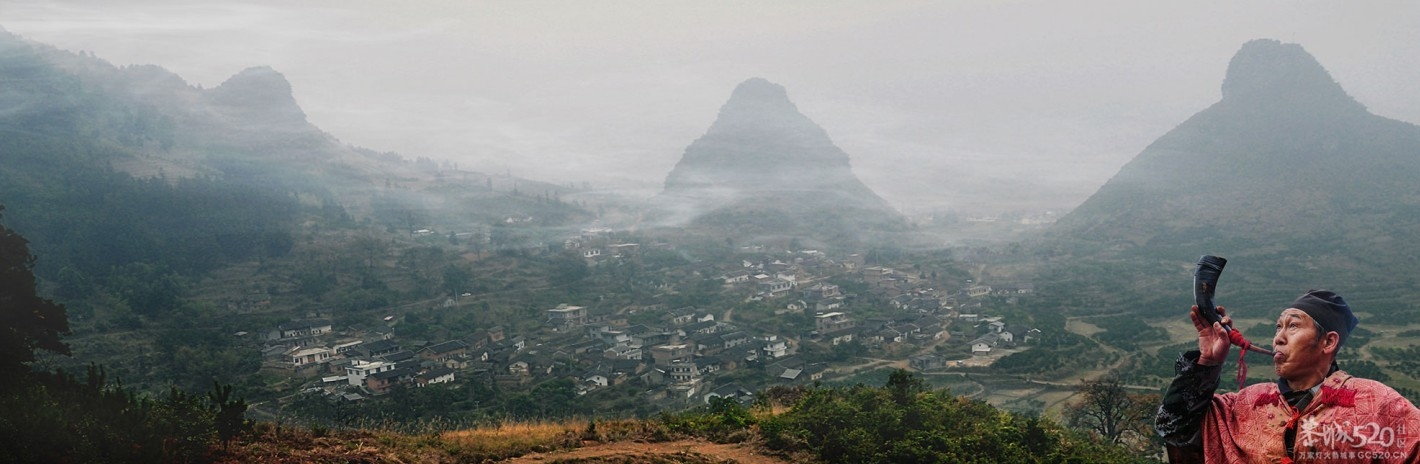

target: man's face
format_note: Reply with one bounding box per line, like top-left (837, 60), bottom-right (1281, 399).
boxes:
top-left (1272, 308), bottom-right (1329, 380)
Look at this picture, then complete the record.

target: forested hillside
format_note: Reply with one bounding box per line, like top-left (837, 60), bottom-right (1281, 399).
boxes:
top-left (0, 27), bottom-right (596, 397)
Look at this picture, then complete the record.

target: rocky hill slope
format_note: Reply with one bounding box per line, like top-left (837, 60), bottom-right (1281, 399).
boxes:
top-left (1043, 39), bottom-right (1420, 314)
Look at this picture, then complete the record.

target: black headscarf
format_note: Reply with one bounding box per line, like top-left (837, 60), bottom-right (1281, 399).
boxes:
top-left (1288, 289), bottom-right (1358, 348)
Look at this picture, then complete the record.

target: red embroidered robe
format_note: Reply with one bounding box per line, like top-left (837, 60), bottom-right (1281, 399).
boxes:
top-left (1202, 371), bottom-right (1420, 463)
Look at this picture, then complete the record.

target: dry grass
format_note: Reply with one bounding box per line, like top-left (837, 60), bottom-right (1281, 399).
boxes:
top-left (440, 419), bottom-right (586, 457)
top-left (1063, 317), bottom-right (1103, 337)
top-left (216, 417), bottom-right (704, 462)
top-left (215, 423), bottom-right (451, 463)
top-left (218, 419), bottom-right (595, 463)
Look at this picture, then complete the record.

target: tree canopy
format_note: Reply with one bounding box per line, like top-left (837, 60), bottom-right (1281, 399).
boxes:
top-left (0, 204), bottom-right (70, 371)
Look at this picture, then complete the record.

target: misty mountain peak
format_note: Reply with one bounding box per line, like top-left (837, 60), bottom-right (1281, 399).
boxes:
top-left (654, 78), bottom-right (902, 239)
top-left (667, 77), bottom-right (851, 188)
top-left (213, 66), bottom-right (293, 99)
top-left (205, 66), bottom-right (307, 125)
top-left (727, 77), bottom-right (792, 107)
top-left (1053, 38), bottom-right (1420, 283)
top-left (1220, 39), bottom-right (1363, 113)
top-left (705, 77), bottom-right (811, 136)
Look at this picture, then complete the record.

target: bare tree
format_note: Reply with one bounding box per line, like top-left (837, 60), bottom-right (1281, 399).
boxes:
top-left (350, 234), bottom-right (389, 271)
top-left (1064, 376), bottom-right (1159, 446)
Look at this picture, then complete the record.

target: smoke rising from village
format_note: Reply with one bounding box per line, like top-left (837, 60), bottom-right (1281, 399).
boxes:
top-left (5, 1), bottom-right (1419, 216)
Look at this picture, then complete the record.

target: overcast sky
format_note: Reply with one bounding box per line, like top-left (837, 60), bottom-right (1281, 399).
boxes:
top-left (4, 1), bottom-right (1418, 214)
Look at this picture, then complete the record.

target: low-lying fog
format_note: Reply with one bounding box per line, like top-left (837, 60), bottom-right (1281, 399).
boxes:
top-left (6, 1), bottom-right (1418, 215)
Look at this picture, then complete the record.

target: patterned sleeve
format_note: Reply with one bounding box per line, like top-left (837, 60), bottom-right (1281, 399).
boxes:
top-left (1383, 391), bottom-right (1420, 463)
top-left (1155, 350), bottom-right (1223, 448)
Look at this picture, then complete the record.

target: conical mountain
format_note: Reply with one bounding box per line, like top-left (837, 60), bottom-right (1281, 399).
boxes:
top-left (654, 78), bottom-right (903, 244)
top-left (1044, 39), bottom-right (1420, 314)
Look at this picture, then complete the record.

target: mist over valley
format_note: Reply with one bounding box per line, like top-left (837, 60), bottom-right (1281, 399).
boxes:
top-left (3, 3), bottom-right (1420, 462)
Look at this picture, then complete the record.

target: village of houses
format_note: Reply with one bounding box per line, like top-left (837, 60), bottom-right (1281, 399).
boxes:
top-left (259, 242), bottom-right (1039, 408)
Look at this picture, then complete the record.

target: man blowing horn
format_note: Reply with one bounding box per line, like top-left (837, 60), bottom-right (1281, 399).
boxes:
top-left (1156, 290), bottom-right (1420, 463)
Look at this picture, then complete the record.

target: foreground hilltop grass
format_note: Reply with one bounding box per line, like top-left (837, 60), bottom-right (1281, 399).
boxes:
top-left (211, 372), bottom-right (1147, 464)
top-left (214, 419), bottom-right (789, 463)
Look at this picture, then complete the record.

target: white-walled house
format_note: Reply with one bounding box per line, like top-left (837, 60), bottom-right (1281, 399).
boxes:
top-left (289, 347), bottom-right (332, 367)
top-left (761, 336), bottom-right (789, 359)
top-left (346, 360), bottom-right (395, 386)
top-left (265, 320), bottom-right (333, 341)
top-left (417, 367), bottom-right (456, 387)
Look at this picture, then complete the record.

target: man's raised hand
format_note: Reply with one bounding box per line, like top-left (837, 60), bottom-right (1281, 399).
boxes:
top-left (1191, 305), bottom-right (1232, 366)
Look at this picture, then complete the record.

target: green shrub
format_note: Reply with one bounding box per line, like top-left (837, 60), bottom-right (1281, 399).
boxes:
top-left (756, 369), bottom-right (1146, 464)
top-left (0, 365), bottom-right (245, 463)
top-left (660, 396), bottom-right (757, 443)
